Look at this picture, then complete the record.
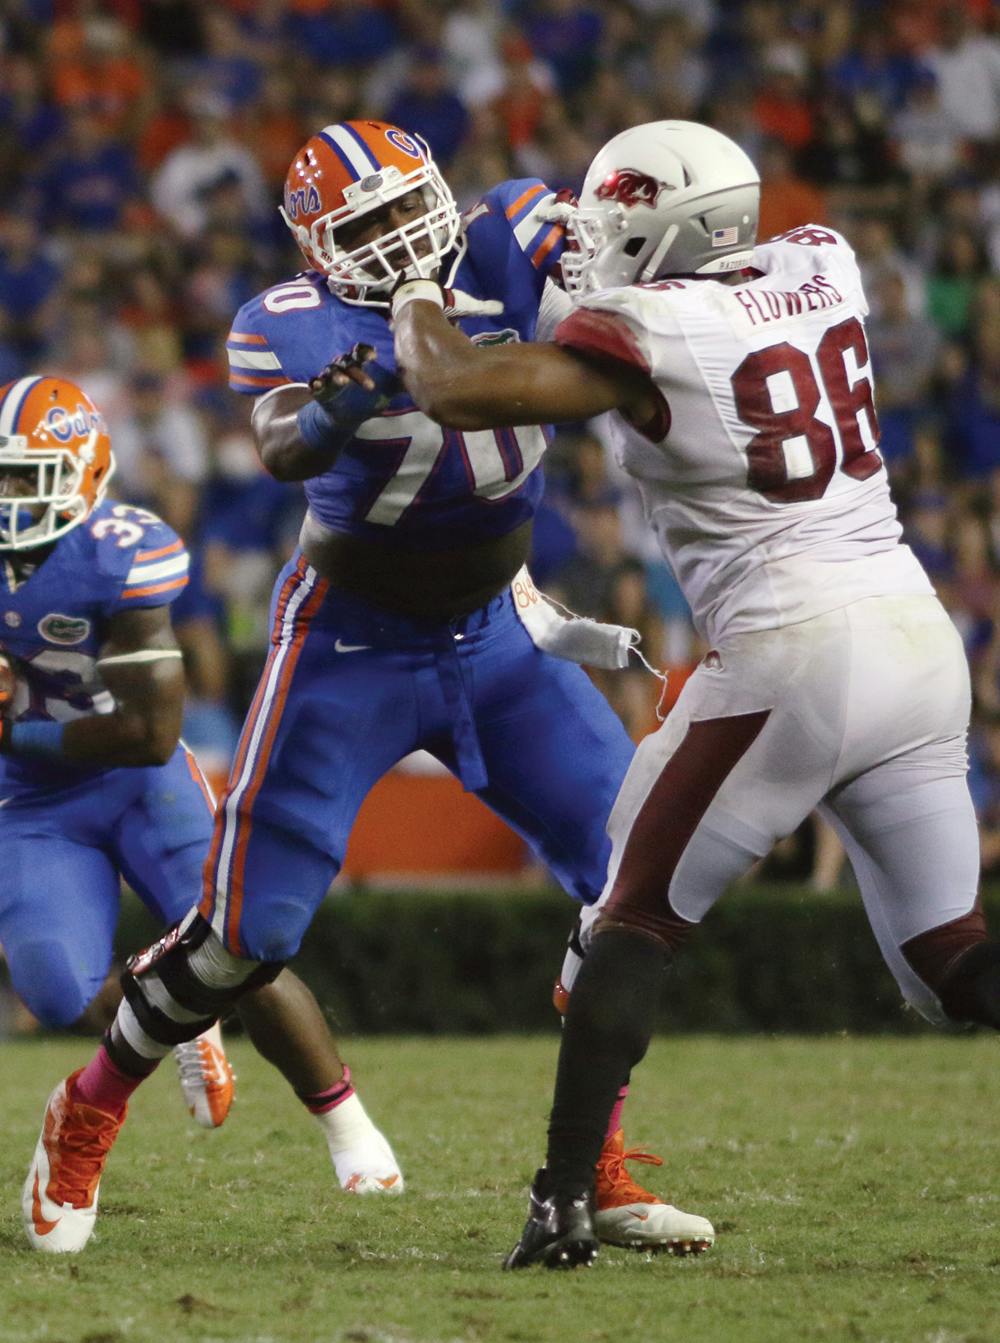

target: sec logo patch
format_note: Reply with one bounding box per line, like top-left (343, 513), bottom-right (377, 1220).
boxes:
top-left (38, 613), bottom-right (91, 645)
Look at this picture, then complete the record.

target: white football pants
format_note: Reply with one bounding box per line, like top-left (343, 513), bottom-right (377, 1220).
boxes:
top-left (584, 594), bottom-right (978, 1024)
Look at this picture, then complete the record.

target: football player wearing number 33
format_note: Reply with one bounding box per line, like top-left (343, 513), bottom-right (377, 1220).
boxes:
top-left (26, 121), bottom-right (715, 1255)
top-left (3, 377), bottom-right (405, 1256)
top-left (390, 118), bottom-right (997, 1268)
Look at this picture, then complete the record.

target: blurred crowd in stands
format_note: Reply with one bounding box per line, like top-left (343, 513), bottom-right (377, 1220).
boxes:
top-left (0, 0), bottom-right (998, 886)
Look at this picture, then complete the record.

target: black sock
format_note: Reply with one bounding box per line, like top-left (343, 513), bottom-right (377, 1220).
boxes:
top-left (546, 929), bottom-right (671, 1200)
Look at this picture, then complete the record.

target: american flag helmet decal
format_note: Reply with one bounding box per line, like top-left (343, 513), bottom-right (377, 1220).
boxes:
top-left (711, 226), bottom-right (740, 247)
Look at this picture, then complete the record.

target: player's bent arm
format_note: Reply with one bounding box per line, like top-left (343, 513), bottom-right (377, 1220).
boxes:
top-left (64, 607), bottom-right (186, 767)
top-left (392, 289), bottom-right (655, 431)
top-left (252, 345), bottom-right (399, 482)
top-left (251, 385), bottom-right (336, 482)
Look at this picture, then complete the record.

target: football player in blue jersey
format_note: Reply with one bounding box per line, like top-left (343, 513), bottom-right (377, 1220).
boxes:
top-left (25, 122), bottom-right (713, 1256)
top-left (2, 376), bottom-right (401, 1252)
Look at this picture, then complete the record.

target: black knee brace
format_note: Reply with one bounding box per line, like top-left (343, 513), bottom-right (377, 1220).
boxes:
top-left (120, 913), bottom-right (283, 1048)
top-left (938, 940), bottom-right (1000, 1030)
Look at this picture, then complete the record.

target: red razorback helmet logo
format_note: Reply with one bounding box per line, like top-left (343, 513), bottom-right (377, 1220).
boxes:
top-left (596, 168), bottom-right (667, 209)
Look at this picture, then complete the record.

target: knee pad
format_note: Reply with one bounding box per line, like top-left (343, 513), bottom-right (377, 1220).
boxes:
top-left (121, 912), bottom-right (283, 1047)
top-left (938, 940), bottom-right (1000, 1030)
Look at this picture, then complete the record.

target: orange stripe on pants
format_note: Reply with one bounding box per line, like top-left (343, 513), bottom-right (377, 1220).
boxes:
top-left (184, 748), bottom-right (216, 813)
top-left (223, 576), bottom-right (328, 952)
top-left (198, 559), bottom-right (308, 930)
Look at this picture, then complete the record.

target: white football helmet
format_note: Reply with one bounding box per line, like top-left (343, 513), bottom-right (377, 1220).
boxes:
top-left (562, 120), bottom-right (760, 296)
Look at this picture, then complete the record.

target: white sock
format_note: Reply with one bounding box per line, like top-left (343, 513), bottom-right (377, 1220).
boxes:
top-left (313, 1092), bottom-right (381, 1154)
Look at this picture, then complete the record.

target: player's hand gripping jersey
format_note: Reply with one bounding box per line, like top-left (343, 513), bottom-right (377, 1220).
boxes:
top-left (0, 498), bottom-right (189, 787)
top-left (554, 225), bottom-right (933, 644)
top-left (226, 177), bottom-right (568, 549)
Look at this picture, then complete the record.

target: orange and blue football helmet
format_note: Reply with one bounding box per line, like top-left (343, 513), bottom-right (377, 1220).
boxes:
top-left (280, 119), bottom-right (462, 305)
top-left (0, 375), bottom-right (115, 549)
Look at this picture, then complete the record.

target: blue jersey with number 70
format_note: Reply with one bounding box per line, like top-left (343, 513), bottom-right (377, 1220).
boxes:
top-left (225, 179), bottom-right (567, 551)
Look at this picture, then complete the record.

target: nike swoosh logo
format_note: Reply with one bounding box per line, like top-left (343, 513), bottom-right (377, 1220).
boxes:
top-left (344, 1172), bottom-right (400, 1192)
top-left (334, 639), bottom-right (372, 653)
top-left (626, 1209), bottom-right (650, 1221)
top-left (32, 1172), bottom-right (58, 1235)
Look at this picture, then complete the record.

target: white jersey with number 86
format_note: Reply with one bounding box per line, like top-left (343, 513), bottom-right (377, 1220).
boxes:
top-left (555, 225), bottom-right (933, 645)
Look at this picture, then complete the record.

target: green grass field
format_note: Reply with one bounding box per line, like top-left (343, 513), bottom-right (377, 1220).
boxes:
top-left (2, 1034), bottom-right (997, 1343)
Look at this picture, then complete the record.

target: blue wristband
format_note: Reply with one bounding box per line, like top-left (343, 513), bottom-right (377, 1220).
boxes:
top-left (296, 398), bottom-right (349, 452)
top-left (296, 364), bottom-right (401, 451)
top-left (6, 719), bottom-right (67, 759)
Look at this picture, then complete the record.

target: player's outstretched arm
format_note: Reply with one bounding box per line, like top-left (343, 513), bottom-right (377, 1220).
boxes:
top-left (391, 280), bottom-right (654, 432)
top-left (252, 344), bottom-right (400, 482)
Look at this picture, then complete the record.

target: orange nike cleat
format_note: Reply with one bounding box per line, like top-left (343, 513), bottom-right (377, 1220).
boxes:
top-left (594, 1129), bottom-right (715, 1253)
top-left (23, 1070), bottom-right (125, 1253)
top-left (173, 1022), bottom-right (235, 1129)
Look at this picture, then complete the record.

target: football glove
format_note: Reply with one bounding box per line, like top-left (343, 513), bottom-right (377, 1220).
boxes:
top-left (296, 344), bottom-right (402, 451)
top-left (309, 343), bottom-right (401, 420)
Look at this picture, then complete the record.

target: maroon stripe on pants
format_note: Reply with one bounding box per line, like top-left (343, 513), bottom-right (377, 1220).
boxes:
top-left (603, 710), bottom-right (771, 947)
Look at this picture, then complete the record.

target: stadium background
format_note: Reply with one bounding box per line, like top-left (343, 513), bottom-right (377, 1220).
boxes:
top-left (0, 0), bottom-right (998, 1032)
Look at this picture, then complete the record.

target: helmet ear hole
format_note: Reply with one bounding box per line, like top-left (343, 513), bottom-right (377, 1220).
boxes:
top-left (624, 236), bottom-right (646, 257)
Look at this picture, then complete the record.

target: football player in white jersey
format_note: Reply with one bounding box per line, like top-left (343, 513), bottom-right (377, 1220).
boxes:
top-left (390, 119), bottom-right (994, 1268)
